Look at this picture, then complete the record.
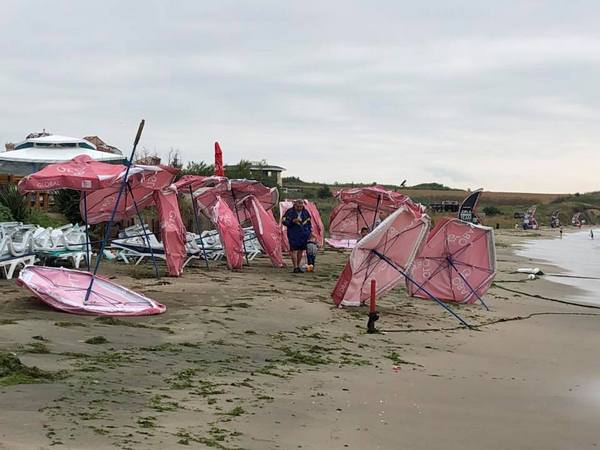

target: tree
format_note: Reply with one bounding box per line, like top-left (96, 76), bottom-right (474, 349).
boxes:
top-left (179, 160), bottom-right (214, 179)
top-left (317, 185), bottom-right (332, 199)
top-left (225, 159), bottom-right (253, 179)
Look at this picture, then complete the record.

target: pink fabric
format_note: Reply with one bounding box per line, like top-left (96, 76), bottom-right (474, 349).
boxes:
top-left (243, 195), bottom-right (285, 267)
top-left (212, 197), bottom-right (244, 270)
top-left (18, 155), bottom-right (125, 193)
top-left (325, 238), bottom-right (357, 249)
top-left (278, 200), bottom-right (324, 253)
top-left (174, 175), bottom-right (210, 192)
top-left (331, 205), bottom-right (430, 307)
top-left (303, 201), bottom-right (325, 247)
top-left (17, 266), bottom-right (166, 316)
top-left (195, 178), bottom-right (278, 223)
top-left (153, 187), bottom-right (188, 277)
top-left (408, 218), bottom-right (497, 304)
top-left (336, 186), bottom-right (417, 212)
top-left (329, 202), bottom-right (377, 240)
top-left (214, 142), bottom-right (225, 176)
top-left (329, 187), bottom-right (424, 242)
top-left (83, 165), bottom-right (177, 224)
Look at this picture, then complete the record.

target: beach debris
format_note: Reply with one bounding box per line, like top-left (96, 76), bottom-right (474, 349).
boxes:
top-left (516, 267), bottom-right (544, 275)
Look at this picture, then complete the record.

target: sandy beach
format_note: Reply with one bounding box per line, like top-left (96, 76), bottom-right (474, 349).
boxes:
top-left (0, 228), bottom-right (599, 450)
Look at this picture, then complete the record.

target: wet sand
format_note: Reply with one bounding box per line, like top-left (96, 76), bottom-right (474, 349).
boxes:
top-left (0, 228), bottom-right (599, 450)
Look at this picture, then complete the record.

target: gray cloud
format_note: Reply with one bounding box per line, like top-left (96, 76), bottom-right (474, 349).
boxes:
top-left (1, 0), bottom-right (599, 192)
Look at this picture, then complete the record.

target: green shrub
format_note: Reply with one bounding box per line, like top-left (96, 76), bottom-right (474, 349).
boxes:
top-left (483, 206), bottom-right (502, 216)
top-left (0, 204), bottom-right (14, 222)
top-left (0, 184), bottom-right (29, 221)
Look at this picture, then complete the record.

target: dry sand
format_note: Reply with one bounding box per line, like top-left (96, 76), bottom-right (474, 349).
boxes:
top-left (0, 228), bottom-right (598, 450)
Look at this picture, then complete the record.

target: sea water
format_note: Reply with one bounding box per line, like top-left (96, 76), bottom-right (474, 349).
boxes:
top-left (515, 230), bottom-right (600, 306)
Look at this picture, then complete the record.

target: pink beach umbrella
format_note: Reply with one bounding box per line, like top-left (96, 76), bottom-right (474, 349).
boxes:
top-left (408, 218), bottom-right (496, 308)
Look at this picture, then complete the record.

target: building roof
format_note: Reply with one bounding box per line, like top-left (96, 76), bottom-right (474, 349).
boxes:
top-left (248, 160), bottom-right (286, 171)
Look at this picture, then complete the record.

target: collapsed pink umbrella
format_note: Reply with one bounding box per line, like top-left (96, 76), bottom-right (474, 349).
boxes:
top-left (279, 200), bottom-right (324, 253)
top-left (331, 205), bottom-right (430, 307)
top-left (331, 207), bottom-right (471, 327)
top-left (328, 202), bottom-right (377, 241)
top-left (83, 165), bottom-right (178, 223)
top-left (17, 266), bottom-right (165, 316)
top-left (153, 186), bottom-right (188, 277)
top-left (17, 154), bottom-right (126, 192)
top-left (328, 186), bottom-right (423, 247)
top-left (212, 197), bottom-right (244, 270)
top-left (408, 218), bottom-right (496, 308)
top-left (336, 186), bottom-right (416, 212)
top-left (83, 165), bottom-right (187, 277)
top-left (214, 142), bottom-right (225, 177)
top-left (243, 195), bottom-right (285, 267)
top-left (194, 178), bottom-right (278, 223)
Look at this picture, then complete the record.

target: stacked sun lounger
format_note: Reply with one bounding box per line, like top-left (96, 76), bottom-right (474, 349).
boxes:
top-left (0, 222), bottom-right (90, 279)
top-left (111, 224), bottom-right (264, 268)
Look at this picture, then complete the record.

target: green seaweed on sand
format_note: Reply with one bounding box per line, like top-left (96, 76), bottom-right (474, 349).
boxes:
top-left (167, 368), bottom-right (199, 389)
top-left (278, 346), bottom-right (332, 366)
top-left (25, 342), bottom-right (50, 354)
top-left (149, 394), bottom-right (180, 412)
top-left (84, 336), bottom-right (108, 345)
top-left (94, 316), bottom-right (173, 334)
top-left (0, 352), bottom-right (64, 386)
top-left (55, 321), bottom-right (87, 328)
top-left (136, 416), bottom-right (157, 428)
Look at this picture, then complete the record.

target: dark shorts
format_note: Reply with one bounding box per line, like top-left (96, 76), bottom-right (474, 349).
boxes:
top-left (290, 242), bottom-right (307, 251)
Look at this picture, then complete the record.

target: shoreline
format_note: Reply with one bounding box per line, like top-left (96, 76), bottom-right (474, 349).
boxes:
top-left (0, 228), bottom-right (599, 449)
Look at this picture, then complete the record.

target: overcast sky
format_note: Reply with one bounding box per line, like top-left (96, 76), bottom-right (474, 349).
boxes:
top-left (1, 1), bottom-right (599, 193)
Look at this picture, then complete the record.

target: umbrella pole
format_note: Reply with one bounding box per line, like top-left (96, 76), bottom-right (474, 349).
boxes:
top-left (371, 194), bottom-right (381, 231)
top-left (230, 187), bottom-right (250, 265)
top-left (85, 119), bottom-right (145, 303)
top-left (82, 192), bottom-right (91, 272)
top-left (127, 183), bottom-right (160, 279)
top-left (446, 257), bottom-right (490, 311)
top-left (189, 186), bottom-right (209, 269)
top-left (371, 250), bottom-right (471, 328)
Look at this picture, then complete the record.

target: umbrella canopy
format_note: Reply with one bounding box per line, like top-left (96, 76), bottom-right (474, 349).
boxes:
top-left (212, 196), bottom-right (244, 269)
top-left (332, 205), bottom-right (430, 307)
top-left (328, 202), bottom-right (377, 241)
top-left (174, 174), bottom-right (211, 192)
top-left (18, 155), bottom-right (126, 192)
top-left (336, 186), bottom-right (416, 212)
top-left (17, 266), bottom-right (166, 316)
top-left (83, 165), bottom-right (178, 224)
top-left (214, 142), bottom-right (225, 177)
top-left (194, 178), bottom-right (278, 223)
top-left (243, 195), bottom-right (285, 267)
top-left (408, 218), bottom-right (496, 304)
top-left (154, 187), bottom-right (187, 277)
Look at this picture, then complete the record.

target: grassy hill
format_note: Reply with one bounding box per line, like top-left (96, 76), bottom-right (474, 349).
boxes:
top-left (280, 178), bottom-right (600, 230)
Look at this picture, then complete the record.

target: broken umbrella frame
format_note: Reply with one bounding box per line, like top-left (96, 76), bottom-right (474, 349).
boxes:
top-left (85, 120), bottom-right (161, 302)
top-left (370, 249), bottom-right (471, 328)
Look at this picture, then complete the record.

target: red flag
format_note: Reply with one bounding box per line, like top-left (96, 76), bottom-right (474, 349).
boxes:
top-left (214, 142), bottom-right (225, 176)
